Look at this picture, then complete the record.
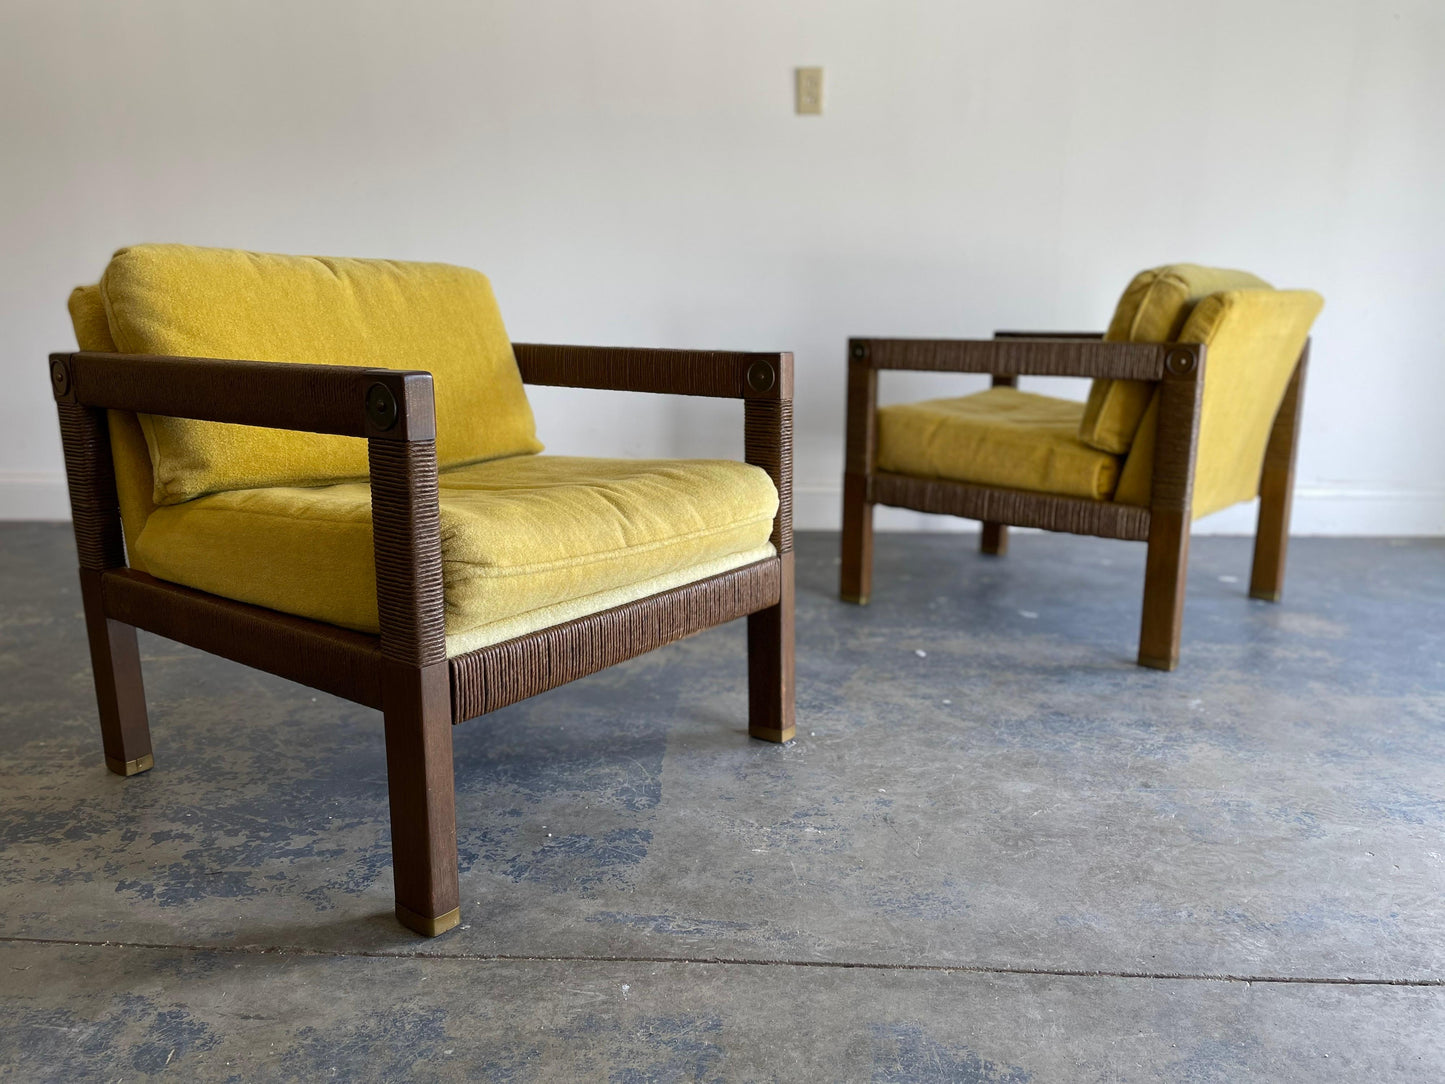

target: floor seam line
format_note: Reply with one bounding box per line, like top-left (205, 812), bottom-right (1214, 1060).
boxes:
top-left (2, 935), bottom-right (1441, 987)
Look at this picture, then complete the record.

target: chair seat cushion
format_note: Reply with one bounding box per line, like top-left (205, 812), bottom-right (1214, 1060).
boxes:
top-left (132, 455), bottom-right (778, 656)
top-left (877, 387), bottom-right (1121, 501)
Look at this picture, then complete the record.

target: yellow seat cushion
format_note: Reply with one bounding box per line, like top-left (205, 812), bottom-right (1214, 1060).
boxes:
top-left (131, 455), bottom-right (779, 655)
top-left (876, 387), bottom-right (1121, 501)
top-left (97, 244), bottom-right (542, 505)
top-left (1114, 288), bottom-right (1323, 517)
top-left (1079, 264), bottom-right (1273, 454)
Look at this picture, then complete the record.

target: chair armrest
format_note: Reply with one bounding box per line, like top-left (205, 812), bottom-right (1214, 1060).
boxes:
top-left (510, 343), bottom-right (792, 553)
top-left (848, 337), bottom-right (1194, 381)
top-left (52, 351), bottom-right (435, 441)
top-left (50, 350), bottom-right (444, 666)
top-left (993, 330), bottom-right (1104, 340)
top-left (994, 329), bottom-right (1103, 341)
top-left (513, 343), bottom-right (793, 401)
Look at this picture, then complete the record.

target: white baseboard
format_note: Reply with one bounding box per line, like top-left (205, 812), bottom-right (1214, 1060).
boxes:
top-left (3, 472), bottom-right (1442, 536)
top-left (794, 483), bottom-right (1445, 537)
top-left (0, 473), bottom-right (71, 520)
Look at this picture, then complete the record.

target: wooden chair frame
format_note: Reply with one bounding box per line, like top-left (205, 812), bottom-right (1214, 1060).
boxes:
top-left (839, 331), bottom-right (1310, 670)
top-left (50, 343), bottom-right (794, 937)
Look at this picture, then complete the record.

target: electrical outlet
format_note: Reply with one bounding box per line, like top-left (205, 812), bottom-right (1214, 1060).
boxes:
top-left (795, 67), bottom-right (823, 115)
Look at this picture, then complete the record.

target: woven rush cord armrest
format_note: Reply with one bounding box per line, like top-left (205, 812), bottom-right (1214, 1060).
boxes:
top-left (848, 337), bottom-right (1198, 381)
top-left (52, 351), bottom-right (435, 441)
top-left (513, 343), bottom-right (793, 401)
top-left (993, 330), bottom-right (1105, 340)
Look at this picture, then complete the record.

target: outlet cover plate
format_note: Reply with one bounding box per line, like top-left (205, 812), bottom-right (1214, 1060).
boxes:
top-left (795, 67), bottom-right (823, 115)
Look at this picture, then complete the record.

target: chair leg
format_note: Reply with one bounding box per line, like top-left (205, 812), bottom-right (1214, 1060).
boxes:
top-left (1138, 510), bottom-right (1191, 671)
top-left (980, 522), bottom-right (1008, 556)
top-left (840, 475), bottom-right (873, 604)
top-left (79, 570), bottom-right (152, 776)
top-left (1250, 346), bottom-right (1308, 602)
top-left (381, 660), bottom-right (460, 937)
top-left (749, 552), bottom-right (796, 742)
top-left (1137, 343), bottom-right (1206, 671)
top-left (1250, 473), bottom-right (1292, 602)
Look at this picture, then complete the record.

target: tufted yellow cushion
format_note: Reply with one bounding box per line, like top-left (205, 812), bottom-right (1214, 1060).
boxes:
top-left (67, 286), bottom-right (157, 572)
top-left (132, 455), bottom-right (778, 655)
top-left (1114, 289), bottom-right (1323, 516)
top-left (97, 244), bottom-right (542, 505)
top-left (1079, 264), bottom-right (1272, 454)
top-left (876, 387), bottom-right (1121, 501)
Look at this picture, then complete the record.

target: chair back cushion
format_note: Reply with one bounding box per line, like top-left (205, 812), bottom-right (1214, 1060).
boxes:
top-left (95, 244), bottom-right (542, 504)
top-left (1079, 264), bottom-right (1272, 453)
top-left (1113, 288), bottom-right (1323, 517)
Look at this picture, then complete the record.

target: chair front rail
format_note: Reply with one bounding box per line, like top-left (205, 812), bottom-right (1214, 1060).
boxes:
top-left (848, 337), bottom-right (1175, 381)
top-left (871, 473), bottom-right (1152, 542)
top-left (102, 569), bottom-right (386, 707)
top-left (449, 556), bottom-right (781, 721)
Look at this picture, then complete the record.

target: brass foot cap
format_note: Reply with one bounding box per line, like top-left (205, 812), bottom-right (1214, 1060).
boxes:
top-left (396, 903), bottom-right (461, 938)
top-left (1137, 654), bottom-right (1178, 672)
top-left (1249, 589), bottom-right (1282, 602)
top-left (749, 726), bottom-right (796, 744)
top-left (106, 754), bottom-right (155, 777)
top-left (840, 593), bottom-right (869, 606)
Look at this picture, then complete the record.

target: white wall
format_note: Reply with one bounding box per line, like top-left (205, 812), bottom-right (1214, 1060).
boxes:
top-left (2, 0), bottom-right (1441, 533)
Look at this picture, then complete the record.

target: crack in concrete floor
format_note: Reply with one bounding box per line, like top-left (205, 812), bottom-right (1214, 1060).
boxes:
top-left (7, 934), bottom-right (1445, 986)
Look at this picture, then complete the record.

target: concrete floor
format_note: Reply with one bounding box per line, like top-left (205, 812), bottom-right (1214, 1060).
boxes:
top-left (1, 523), bottom-right (1443, 1081)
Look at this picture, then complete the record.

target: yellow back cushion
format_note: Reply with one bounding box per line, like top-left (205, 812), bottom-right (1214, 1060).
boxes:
top-left (1114, 288), bottom-right (1323, 517)
top-left (1079, 264), bottom-right (1272, 453)
top-left (96, 245), bottom-right (542, 505)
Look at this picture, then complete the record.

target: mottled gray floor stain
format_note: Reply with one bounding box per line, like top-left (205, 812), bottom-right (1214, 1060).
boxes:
top-left (2, 523), bottom-right (1444, 1080)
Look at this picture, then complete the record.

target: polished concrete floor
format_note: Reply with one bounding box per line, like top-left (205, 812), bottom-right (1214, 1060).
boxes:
top-left (1, 523), bottom-right (1443, 1081)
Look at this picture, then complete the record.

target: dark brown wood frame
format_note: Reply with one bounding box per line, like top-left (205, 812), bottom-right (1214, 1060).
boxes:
top-left (50, 343), bottom-right (794, 937)
top-left (839, 332), bottom-right (1310, 670)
